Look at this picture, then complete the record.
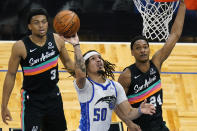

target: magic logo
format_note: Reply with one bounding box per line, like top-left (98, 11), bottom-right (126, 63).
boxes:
top-left (95, 95), bottom-right (116, 110)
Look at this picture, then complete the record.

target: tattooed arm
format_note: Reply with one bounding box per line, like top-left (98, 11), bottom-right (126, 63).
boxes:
top-left (63, 34), bottom-right (86, 89)
top-left (73, 42), bottom-right (86, 89)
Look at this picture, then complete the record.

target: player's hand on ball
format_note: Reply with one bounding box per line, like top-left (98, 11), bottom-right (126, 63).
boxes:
top-left (61, 33), bottom-right (79, 46)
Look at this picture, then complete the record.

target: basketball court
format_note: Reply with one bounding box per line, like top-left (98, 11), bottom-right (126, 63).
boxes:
top-left (0, 42), bottom-right (197, 131)
top-left (0, 0), bottom-right (197, 131)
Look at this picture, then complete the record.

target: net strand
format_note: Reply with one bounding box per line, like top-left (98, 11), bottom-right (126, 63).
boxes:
top-left (133, 0), bottom-right (179, 41)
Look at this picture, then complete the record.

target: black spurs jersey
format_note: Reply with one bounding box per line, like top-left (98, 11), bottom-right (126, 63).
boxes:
top-left (126, 61), bottom-right (163, 129)
top-left (20, 33), bottom-right (59, 93)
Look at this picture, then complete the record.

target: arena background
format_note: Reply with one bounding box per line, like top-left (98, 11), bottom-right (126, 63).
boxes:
top-left (0, 0), bottom-right (197, 42)
top-left (0, 0), bottom-right (197, 131)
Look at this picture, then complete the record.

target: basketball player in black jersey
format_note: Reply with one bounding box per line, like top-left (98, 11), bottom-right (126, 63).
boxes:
top-left (118, 1), bottom-right (186, 131)
top-left (1, 8), bottom-right (78, 131)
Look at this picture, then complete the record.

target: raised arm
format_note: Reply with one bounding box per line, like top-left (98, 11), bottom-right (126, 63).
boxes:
top-left (63, 34), bottom-right (86, 89)
top-left (1, 41), bottom-right (24, 124)
top-left (54, 33), bottom-right (75, 75)
top-left (152, 0), bottom-right (186, 70)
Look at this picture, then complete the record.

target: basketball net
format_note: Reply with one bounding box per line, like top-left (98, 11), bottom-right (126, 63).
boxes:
top-left (133, 0), bottom-right (179, 41)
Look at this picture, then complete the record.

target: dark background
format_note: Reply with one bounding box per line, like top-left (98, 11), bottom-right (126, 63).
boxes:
top-left (0, 0), bottom-right (196, 42)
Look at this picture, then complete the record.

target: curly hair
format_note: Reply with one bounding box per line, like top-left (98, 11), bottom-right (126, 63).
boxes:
top-left (83, 50), bottom-right (116, 80)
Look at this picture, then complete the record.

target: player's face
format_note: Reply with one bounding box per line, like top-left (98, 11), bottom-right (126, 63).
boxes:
top-left (28, 15), bottom-right (48, 37)
top-left (87, 54), bottom-right (104, 74)
top-left (131, 40), bottom-right (150, 63)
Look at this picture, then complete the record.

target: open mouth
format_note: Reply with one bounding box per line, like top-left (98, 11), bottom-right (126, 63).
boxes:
top-left (39, 30), bottom-right (45, 34)
top-left (140, 54), bottom-right (147, 57)
top-left (97, 63), bottom-right (103, 69)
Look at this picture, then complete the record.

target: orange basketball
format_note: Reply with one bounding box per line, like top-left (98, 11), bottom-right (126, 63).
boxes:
top-left (53, 10), bottom-right (80, 37)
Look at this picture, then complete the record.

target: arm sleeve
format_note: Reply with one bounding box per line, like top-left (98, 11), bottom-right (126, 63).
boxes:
top-left (73, 78), bottom-right (93, 103)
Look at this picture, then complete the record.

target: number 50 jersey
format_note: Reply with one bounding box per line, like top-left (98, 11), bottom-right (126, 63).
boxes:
top-left (74, 78), bottom-right (127, 131)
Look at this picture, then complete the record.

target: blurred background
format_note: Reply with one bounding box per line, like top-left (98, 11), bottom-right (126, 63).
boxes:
top-left (0, 0), bottom-right (196, 42)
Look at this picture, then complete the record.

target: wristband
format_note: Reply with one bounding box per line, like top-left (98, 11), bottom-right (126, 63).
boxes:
top-left (138, 106), bottom-right (142, 114)
top-left (73, 43), bottom-right (80, 47)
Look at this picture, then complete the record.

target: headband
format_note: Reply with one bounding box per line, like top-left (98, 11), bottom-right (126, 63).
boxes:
top-left (83, 51), bottom-right (100, 61)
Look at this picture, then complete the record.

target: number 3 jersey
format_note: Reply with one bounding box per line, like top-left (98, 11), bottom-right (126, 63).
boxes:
top-left (20, 33), bottom-right (59, 93)
top-left (126, 61), bottom-right (163, 129)
top-left (74, 78), bottom-right (127, 131)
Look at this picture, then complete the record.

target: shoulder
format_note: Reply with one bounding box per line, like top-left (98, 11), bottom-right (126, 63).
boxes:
top-left (7, 40), bottom-right (26, 60)
top-left (113, 81), bottom-right (122, 88)
top-left (119, 68), bottom-right (131, 79)
top-left (150, 60), bottom-right (160, 73)
top-left (13, 40), bottom-right (24, 47)
top-left (111, 81), bottom-right (128, 104)
top-left (110, 80), bottom-right (120, 86)
top-left (12, 40), bottom-right (26, 55)
top-left (118, 68), bottom-right (131, 93)
top-left (74, 78), bottom-right (93, 89)
top-left (151, 57), bottom-right (161, 72)
top-left (123, 68), bottom-right (131, 75)
top-left (109, 80), bottom-right (123, 89)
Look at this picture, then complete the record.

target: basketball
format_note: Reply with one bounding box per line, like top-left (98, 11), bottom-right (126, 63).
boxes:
top-left (53, 10), bottom-right (80, 37)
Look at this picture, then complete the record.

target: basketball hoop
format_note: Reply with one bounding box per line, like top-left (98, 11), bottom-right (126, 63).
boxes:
top-left (133, 0), bottom-right (179, 41)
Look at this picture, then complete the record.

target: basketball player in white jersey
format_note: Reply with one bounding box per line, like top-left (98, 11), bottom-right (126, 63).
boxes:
top-left (63, 34), bottom-right (156, 131)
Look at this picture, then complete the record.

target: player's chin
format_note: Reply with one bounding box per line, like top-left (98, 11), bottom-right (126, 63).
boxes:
top-left (38, 32), bottom-right (46, 38)
top-left (97, 69), bottom-right (105, 75)
top-left (140, 58), bottom-right (149, 63)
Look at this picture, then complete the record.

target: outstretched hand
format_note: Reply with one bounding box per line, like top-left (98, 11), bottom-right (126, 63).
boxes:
top-left (60, 33), bottom-right (79, 46)
top-left (139, 99), bottom-right (156, 115)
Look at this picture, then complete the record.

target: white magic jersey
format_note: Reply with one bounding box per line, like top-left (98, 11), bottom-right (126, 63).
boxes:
top-left (74, 78), bottom-right (127, 131)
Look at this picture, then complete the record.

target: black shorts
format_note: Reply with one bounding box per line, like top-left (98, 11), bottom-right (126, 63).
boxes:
top-left (144, 121), bottom-right (169, 131)
top-left (149, 121), bottom-right (169, 131)
top-left (127, 121), bottom-right (169, 131)
top-left (21, 88), bottom-right (67, 131)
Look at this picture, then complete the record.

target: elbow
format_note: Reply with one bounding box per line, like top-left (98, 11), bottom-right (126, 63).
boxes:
top-left (75, 69), bottom-right (86, 78)
top-left (76, 73), bottom-right (86, 79)
top-left (65, 58), bottom-right (74, 68)
top-left (126, 109), bottom-right (135, 121)
top-left (7, 71), bottom-right (17, 78)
